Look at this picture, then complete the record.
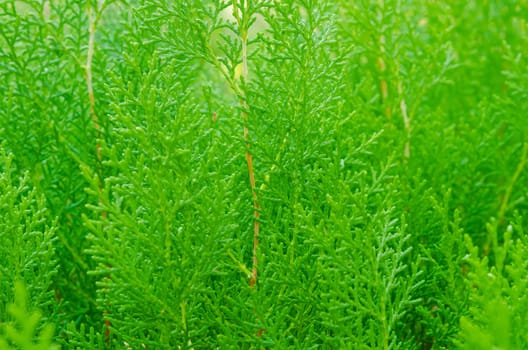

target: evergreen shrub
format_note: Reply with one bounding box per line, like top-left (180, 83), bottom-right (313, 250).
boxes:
top-left (1, 0), bottom-right (527, 348)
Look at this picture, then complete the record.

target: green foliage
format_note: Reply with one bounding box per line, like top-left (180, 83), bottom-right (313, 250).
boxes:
top-left (458, 215), bottom-right (528, 349)
top-left (0, 147), bottom-right (58, 321)
top-left (1, 0), bottom-right (527, 349)
top-left (0, 281), bottom-right (59, 350)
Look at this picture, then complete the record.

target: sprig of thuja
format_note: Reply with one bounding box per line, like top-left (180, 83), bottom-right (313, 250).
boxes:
top-left (1, 1), bottom-right (527, 349)
top-left (458, 215), bottom-right (528, 349)
top-left (78, 1), bottom-right (255, 347)
top-left (138, 0), bottom-right (267, 288)
top-left (0, 148), bottom-right (59, 348)
top-left (0, 282), bottom-right (59, 350)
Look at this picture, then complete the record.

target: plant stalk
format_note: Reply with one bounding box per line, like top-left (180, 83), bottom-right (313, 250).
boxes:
top-left (232, 0), bottom-right (260, 288)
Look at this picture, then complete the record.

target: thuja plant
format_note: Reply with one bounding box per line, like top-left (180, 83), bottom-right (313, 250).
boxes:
top-left (0, 282), bottom-right (59, 350)
top-left (458, 215), bottom-right (528, 349)
top-left (0, 0), bottom-right (107, 334)
top-left (0, 147), bottom-right (59, 349)
top-left (0, 147), bottom-right (58, 321)
top-left (1, 0), bottom-right (527, 349)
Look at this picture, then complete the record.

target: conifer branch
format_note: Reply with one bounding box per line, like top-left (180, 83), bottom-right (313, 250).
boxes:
top-left (231, 0), bottom-right (260, 288)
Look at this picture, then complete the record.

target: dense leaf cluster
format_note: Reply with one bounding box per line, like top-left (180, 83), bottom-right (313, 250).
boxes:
top-left (1, 0), bottom-right (527, 349)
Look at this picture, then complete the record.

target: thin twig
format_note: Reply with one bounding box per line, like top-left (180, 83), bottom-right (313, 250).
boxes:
top-left (232, 0), bottom-right (260, 288)
top-left (398, 81), bottom-right (411, 159)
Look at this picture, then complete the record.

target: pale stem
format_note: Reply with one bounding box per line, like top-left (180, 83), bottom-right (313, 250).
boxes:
top-left (232, 0), bottom-right (260, 288)
top-left (398, 81), bottom-right (411, 159)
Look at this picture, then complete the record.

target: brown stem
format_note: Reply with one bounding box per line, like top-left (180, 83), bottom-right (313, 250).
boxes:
top-left (244, 125), bottom-right (260, 287)
top-left (232, 0), bottom-right (260, 288)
